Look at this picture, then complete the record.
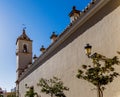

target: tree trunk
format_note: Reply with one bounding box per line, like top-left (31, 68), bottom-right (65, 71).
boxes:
top-left (97, 85), bottom-right (103, 97)
top-left (51, 93), bottom-right (53, 97)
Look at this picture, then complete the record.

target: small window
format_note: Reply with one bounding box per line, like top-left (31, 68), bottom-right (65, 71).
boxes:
top-left (23, 44), bottom-right (28, 53)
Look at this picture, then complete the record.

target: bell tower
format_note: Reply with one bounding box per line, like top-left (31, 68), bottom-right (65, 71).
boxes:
top-left (16, 28), bottom-right (32, 79)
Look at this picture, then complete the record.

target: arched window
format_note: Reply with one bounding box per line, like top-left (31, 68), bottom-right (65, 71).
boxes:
top-left (23, 44), bottom-right (28, 53)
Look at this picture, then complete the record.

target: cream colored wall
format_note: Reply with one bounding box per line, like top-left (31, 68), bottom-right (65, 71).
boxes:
top-left (19, 2), bottom-right (120, 97)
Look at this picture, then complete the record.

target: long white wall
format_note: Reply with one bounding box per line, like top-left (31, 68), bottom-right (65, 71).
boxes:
top-left (19, 1), bottom-right (120, 97)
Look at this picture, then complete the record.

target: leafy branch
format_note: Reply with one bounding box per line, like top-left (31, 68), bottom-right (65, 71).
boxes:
top-left (37, 77), bottom-right (69, 97)
top-left (25, 87), bottom-right (38, 97)
top-left (76, 53), bottom-right (120, 97)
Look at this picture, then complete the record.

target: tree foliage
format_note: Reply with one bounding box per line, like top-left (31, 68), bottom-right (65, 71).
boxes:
top-left (7, 92), bottom-right (16, 97)
top-left (25, 87), bottom-right (38, 97)
top-left (0, 94), bottom-right (3, 97)
top-left (37, 77), bottom-right (69, 97)
top-left (76, 53), bottom-right (120, 97)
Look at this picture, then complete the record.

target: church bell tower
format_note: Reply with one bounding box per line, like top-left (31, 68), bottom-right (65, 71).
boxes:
top-left (16, 28), bottom-right (32, 79)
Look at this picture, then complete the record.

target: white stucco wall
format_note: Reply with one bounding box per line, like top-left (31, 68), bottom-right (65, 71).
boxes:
top-left (19, 1), bottom-right (120, 97)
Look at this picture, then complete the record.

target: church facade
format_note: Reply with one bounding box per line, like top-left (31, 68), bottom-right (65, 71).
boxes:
top-left (16, 0), bottom-right (120, 97)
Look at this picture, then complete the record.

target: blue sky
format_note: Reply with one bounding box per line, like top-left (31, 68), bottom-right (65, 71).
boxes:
top-left (0, 0), bottom-right (91, 91)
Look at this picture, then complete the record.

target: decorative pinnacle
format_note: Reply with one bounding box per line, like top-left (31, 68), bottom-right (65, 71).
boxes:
top-left (73, 6), bottom-right (76, 10)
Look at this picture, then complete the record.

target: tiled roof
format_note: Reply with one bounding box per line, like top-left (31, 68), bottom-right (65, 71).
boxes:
top-left (16, 29), bottom-right (32, 44)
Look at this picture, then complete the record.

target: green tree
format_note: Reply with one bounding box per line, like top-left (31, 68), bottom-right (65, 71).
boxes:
top-left (7, 93), bottom-right (16, 97)
top-left (7, 92), bottom-right (16, 97)
top-left (37, 77), bottom-right (69, 97)
top-left (25, 87), bottom-right (38, 97)
top-left (76, 53), bottom-right (120, 97)
top-left (0, 94), bottom-right (3, 97)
